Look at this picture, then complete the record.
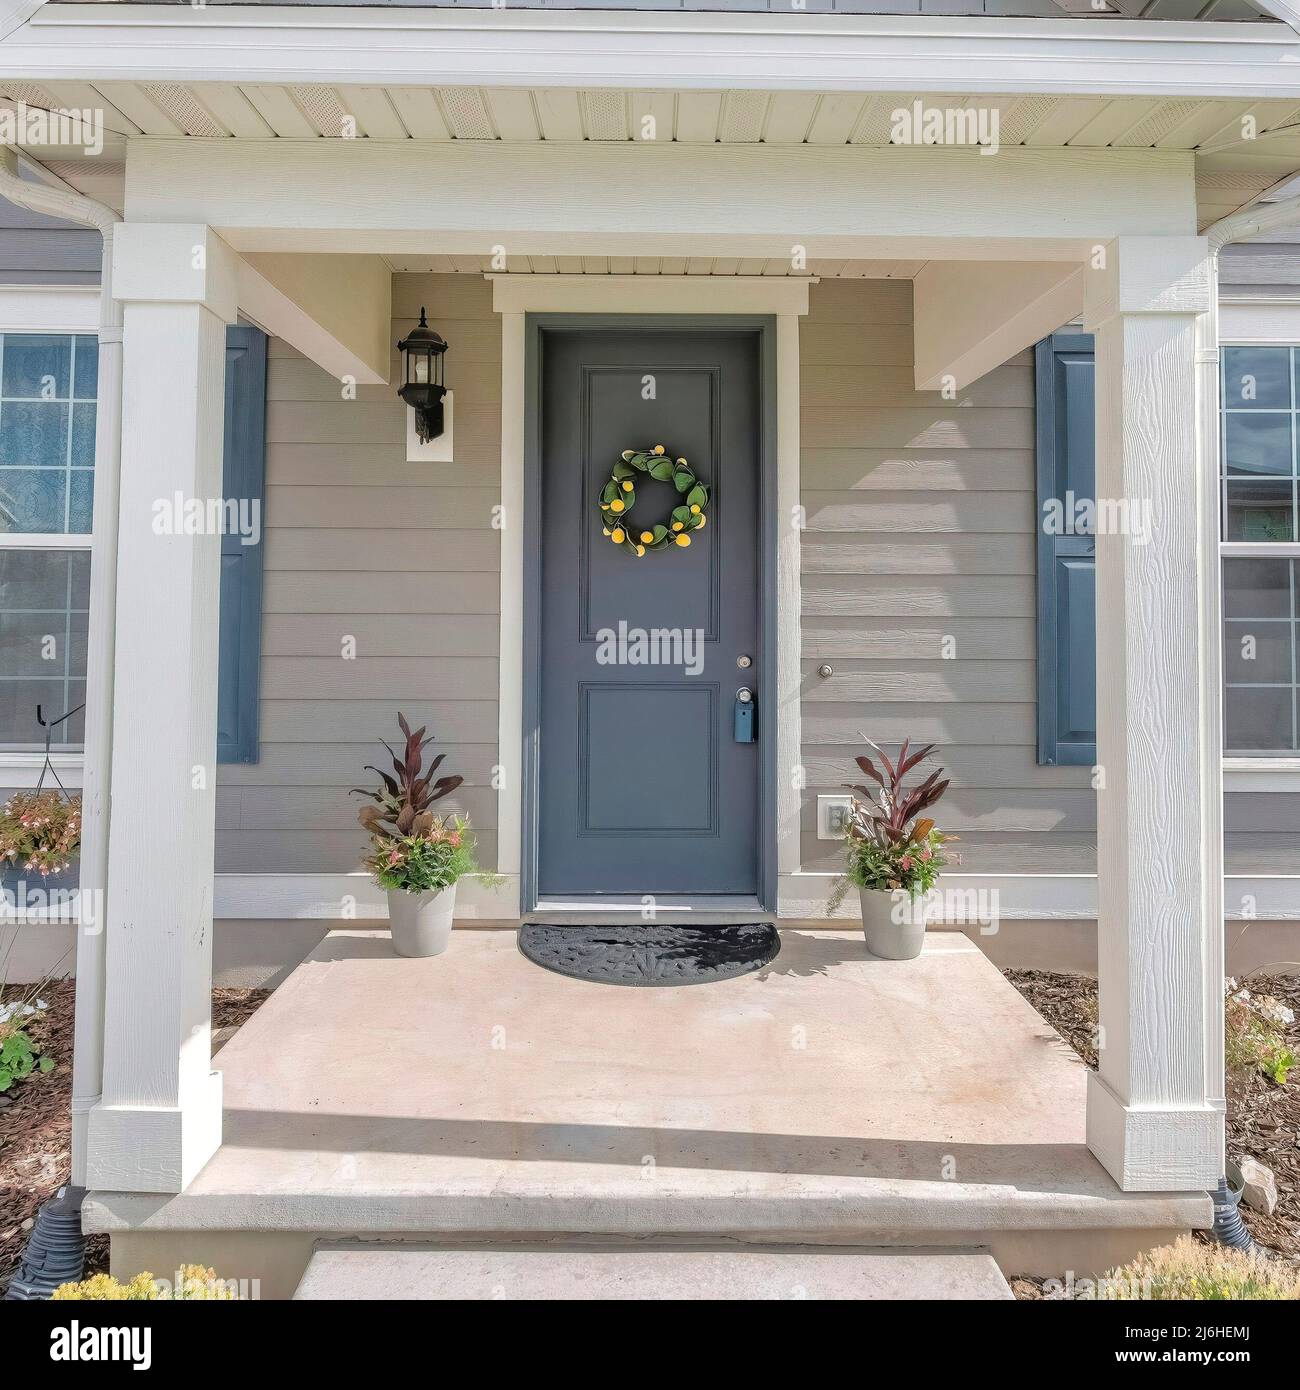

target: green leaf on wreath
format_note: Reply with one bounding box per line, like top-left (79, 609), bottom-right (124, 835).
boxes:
top-left (687, 485), bottom-right (707, 509)
top-left (612, 461), bottom-right (635, 479)
top-left (673, 471), bottom-right (694, 493)
top-left (649, 459), bottom-right (675, 482)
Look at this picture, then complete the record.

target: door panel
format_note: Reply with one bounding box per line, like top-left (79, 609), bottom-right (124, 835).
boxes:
top-left (537, 327), bottom-right (762, 896)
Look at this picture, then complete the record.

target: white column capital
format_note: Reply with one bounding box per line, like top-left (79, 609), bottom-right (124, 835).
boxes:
top-left (1082, 236), bottom-right (1211, 332)
top-left (112, 223), bottom-right (239, 322)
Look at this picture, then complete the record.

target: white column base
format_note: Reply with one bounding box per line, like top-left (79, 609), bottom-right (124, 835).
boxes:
top-left (1086, 1073), bottom-right (1223, 1193)
top-left (87, 1072), bottom-right (223, 1193)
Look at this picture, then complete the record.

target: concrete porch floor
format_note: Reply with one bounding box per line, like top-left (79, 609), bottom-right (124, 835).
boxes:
top-left (87, 928), bottom-right (1210, 1295)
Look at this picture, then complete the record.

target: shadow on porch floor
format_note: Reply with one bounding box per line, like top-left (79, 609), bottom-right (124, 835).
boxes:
top-left (85, 928), bottom-right (1209, 1267)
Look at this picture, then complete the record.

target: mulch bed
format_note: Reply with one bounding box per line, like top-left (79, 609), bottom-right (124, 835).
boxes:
top-left (1003, 967), bottom-right (1300, 1298)
top-left (1, 980), bottom-right (270, 1296)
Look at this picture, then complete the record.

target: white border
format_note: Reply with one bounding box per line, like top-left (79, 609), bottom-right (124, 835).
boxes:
top-left (1218, 303), bottom-right (1300, 784)
top-left (6, 8), bottom-right (1300, 99)
top-left (202, 871), bottom-right (1300, 922)
top-left (490, 274), bottom-right (808, 917)
top-left (0, 288), bottom-right (99, 784)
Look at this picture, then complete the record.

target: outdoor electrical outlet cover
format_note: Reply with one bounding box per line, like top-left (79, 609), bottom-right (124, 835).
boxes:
top-left (406, 390), bottom-right (453, 462)
top-left (817, 795), bottom-right (853, 840)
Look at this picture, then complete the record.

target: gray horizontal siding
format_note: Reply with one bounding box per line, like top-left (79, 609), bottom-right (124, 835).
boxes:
top-left (214, 272), bottom-right (502, 875)
top-left (797, 279), bottom-right (1091, 875)
top-left (799, 277), bottom-right (1298, 880)
top-left (0, 194), bottom-right (100, 284)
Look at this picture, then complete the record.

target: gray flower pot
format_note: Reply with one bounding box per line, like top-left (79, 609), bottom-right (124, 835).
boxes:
top-left (859, 887), bottom-right (932, 960)
top-left (386, 883), bottom-right (456, 958)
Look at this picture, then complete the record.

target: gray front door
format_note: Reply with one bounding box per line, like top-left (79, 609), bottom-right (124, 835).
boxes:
top-left (537, 325), bottom-right (762, 896)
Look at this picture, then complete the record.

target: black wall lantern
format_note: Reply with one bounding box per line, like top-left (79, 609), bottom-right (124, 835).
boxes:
top-left (397, 307), bottom-right (449, 443)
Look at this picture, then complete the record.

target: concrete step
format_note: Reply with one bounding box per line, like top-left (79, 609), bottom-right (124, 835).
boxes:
top-left (293, 1242), bottom-right (1013, 1301)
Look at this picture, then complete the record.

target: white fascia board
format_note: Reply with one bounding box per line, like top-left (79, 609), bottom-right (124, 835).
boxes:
top-left (0, 0), bottom-right (45, 44)
top-left (4, 8), bottom-right (1300, 100)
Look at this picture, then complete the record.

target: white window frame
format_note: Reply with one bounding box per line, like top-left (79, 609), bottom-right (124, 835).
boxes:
top-left (0, 286), bottom-right (99, 787)
top-left (1218, 295), bottom-right (1300, 788)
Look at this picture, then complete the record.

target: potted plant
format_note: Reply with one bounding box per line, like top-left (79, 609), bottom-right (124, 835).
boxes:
top-left (0, 790), bottom-right (81, 899)
top-left (351, 714), bottom-right (476, 958)
top-left (830, 738), bottom-right (955, 960)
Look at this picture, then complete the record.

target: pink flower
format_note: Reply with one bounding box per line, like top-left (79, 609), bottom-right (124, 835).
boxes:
top-left (899, 856), bottom-right (912, 871)
top-left (919, 849), bottom-right (932, 862)
top-left (387, 849), bottom-right (402, 866)
top-left (447, 832), bottom-right (461, 848)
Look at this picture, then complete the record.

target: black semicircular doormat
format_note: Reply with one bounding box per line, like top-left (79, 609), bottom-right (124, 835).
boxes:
top-left (517, 922), bottom-right (781, 988)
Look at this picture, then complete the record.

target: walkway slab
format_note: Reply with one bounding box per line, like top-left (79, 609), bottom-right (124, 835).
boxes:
top-left (293, 1242), bottom-right (1014, 1301)
top-left (85, 929), bottom-right (1210, 1240)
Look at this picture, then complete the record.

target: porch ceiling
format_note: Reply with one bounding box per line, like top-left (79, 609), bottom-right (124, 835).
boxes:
top-left (6, 79), bottom-right (1300, 230)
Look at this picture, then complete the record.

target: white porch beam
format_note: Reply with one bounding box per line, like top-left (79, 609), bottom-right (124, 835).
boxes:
top-left (1082, 236), bottom-right (1225, 1192)
top-left (913, 261), bottom-right (1083, 392)
top-left (86, 223), bottom-right (235, 1193)
top-left (238, 252), bottom-right (390, 387)
top-left (5, 9), bottom-right (1300, 100)
top-left (122, 140), bottom-right (1197, 259)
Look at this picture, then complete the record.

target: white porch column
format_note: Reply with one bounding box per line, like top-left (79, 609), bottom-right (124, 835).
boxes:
top-left (1083, 237), bottom-right (1225, 1192)
top-left (86, 225), bottom-right (239, 1193)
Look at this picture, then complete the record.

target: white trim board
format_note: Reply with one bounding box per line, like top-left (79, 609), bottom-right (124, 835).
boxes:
top-left (0, 286), bottom-right (99, 331)
top-left (8, 9), bottom-right (1300, 99)
top-left (490, 273), bottom-right (807, 915)
top-left (212, 872), bottom-right (518, 922)
top-left (1219, 299), bottom-right (1300, 340)
top-left (0, 751), bottom-right (83, 789)
top-left (124, 140), bottom-right (1195, 254)
top-left (780, 872), bottom-right (1300, 921)
top-left (203, 873), bottom-right (1300, 923)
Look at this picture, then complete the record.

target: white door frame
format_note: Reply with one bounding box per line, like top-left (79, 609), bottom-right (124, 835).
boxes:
top-left (490, 274), bottom-right (810, 917)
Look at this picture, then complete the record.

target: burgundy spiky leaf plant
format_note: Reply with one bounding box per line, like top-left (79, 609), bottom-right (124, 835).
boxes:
top-left (843, 736), bottom-right (951, 849)
top-left (350, 712), bottom-right (464, 841)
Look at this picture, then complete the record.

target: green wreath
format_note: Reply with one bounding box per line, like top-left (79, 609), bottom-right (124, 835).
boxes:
top-left (598, 445), bottom-right (710, 557)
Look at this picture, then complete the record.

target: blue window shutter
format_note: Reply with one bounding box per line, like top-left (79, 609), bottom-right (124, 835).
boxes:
top-left (1035, 332), bottom-right (1097, 767)
top-left (216, 325), bottom-right (267, 764)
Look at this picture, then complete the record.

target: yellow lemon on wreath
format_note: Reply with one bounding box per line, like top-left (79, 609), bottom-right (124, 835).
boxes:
top-left (640, 530), bottom-right (654, 544)
top-left (621, 480), bottom-right (634, 492)
top-left (602, 526), bottom-right (611, 536)
top-left (695, 514), bottom-right (706, 528)
top-left (611, 527), bottom-right (625, 543)
top-left (690, 504), bottom-right (700, 515)
top-left (610, 498), bottom-right (624, 512)
top-left (635, 544), bottom-right (646, 557)
top-left (674, 534), bottom-right (691, 548)
top-left (671, 521), bottom-right (683, 532)
top-left (653, 445), bottom-right (665, 455)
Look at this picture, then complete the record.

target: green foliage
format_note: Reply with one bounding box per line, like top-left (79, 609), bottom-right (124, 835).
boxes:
top-left (600, 446), bottom-right (708, 555)
top-left (365, 820), bottom-right (480, 895)
top-left (1226, 991), bottom-right (1295, 1086)
top-left (1099, 1235), bottom-right (1300, 1301)
top-left (844, 825), bottom-right (949, 895)
top-left (0, 1027), bottom-right (54, 1091)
